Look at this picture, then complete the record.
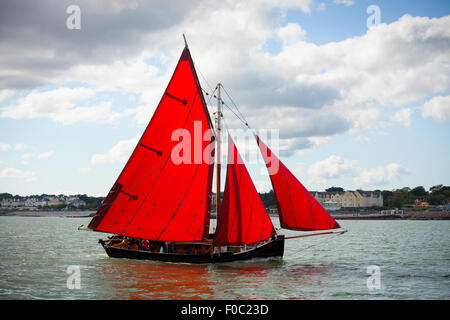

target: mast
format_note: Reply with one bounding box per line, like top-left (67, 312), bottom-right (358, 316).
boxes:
top-left (215, 83), bottom-right (222, 216)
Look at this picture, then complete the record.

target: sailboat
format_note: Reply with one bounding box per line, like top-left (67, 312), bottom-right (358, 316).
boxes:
top-left (85, 37), bottom-right (346, 264)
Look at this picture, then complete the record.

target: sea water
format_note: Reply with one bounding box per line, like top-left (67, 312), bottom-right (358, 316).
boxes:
top-left (0, 216), bottom-right (448, 299)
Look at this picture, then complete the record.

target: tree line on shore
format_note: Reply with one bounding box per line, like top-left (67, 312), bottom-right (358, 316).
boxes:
top-left (258, 185), bottom-right (450, 210)
top-left (379, 185), bottom-right (450, 209)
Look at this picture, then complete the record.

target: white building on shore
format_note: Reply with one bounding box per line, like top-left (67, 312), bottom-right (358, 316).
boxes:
top-left (0, 195), bottom-right (86, 209)
top-left (312, 190), bottom-right (383, 209)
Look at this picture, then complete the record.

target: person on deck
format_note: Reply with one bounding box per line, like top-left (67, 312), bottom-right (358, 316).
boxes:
top-left (141, 239), bottom-right (150, 251)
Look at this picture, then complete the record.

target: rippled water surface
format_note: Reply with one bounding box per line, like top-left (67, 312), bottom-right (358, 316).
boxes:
top-left (0, 216), bottom-right (448, 299)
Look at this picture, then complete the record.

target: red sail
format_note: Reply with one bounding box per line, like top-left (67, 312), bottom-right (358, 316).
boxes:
top-left (88, 47), bottom-right (215, 241)
top-left (256, 136), bottom-right (340, 231)
top-left (213, 135), bottom-right (275, 246)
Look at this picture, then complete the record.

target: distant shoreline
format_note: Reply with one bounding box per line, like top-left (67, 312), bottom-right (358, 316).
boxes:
top-left (1, 210), bottom-right (449, 220)
top-left (332, 210), bottom-right (450, 220)
top-left (0, 210), bottom-right (95, 218)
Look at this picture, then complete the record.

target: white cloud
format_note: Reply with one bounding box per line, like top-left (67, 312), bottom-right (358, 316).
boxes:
top-left (0, 167), bottom-right (37, 182)
top-left (354, 163), bottom-right (411, 188)
top-left (78, 167), bottom-right (91, 173)
top-left (421, 95), bottom-right (450, 122)
top-left (270, 14), bottom-right (450, 135)
top-left (22, 153), bottom-right (34, 159)
top-left (386, 163), bottom-right (411, 180)
top-left (38, 151), bottom-right (54, 159)
top-left (14, 144), bottom-right (24, 151)
top-left (91, 135), bottom-right (139, 165)
top-left (198, 14), bottom-right (449, 156)
top-left (68, 58), bottom-right (162, 96)
top-left (278, 23), bottom-right (306, 45)
top-left (246, 106), bottom-right (350, 139)
top-left (3, 87), bottom-right (94, 117)
top-left (0, 143), bottom-right (11, 152)
top-left (308, 155), bottom-right (410, 188)
top-left (391, 108), bottom-right (413, 127)
top-left (1, 88), bottom-right (123, 125)
top-left (21, 151), bottom-right (54, 161)
top-left (307, 155), bottom-right (356, 184)
top-left (308, 136), bottom-right (331, 147)
top-left (268, 0), bottom-right (314, 12)
top-left (346, 108), bottom-right (381, 134)
top-left (333, 0), bottom-right (354, 6)
top-left (353, 166), bottom-right (386, 187)
top-left (0, 90), bottom-right (16, 103)
top-left (0, 3), bottom-right (448, 156)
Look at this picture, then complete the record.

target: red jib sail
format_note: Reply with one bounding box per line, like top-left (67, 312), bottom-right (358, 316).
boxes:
top-left (256, 135), bottom-right (340, 231)
top-left (88, 47), bottom-right (215, 241)
top-left (214, 134), bottom-right (275, 246)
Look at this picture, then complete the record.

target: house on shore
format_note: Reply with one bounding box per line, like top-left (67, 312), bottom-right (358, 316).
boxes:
top-left (312, 190), bottom-right (383, 209)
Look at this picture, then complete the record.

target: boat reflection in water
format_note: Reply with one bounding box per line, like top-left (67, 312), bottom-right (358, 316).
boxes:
top-left (97, 257), bottom-right (335, 300)
top-left (99, 260), bottom-right (215, 300)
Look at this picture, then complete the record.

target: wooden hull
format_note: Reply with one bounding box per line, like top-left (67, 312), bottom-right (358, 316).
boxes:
top-left (99, 235), bottom-right (285, 264)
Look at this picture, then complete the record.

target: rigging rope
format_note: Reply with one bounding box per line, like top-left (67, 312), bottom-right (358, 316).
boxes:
top-left (221, 85), bottom-right (250, 128)
top-left (284, 229), bottom-right (347, 250)
top-left (221, 100), bottom-right (249, 128)
top-left (203, 86), bottom-right (218, 130)
top-left (194, 61), bottom-right (216, 95)
top-left (191, 61), bottom-right (251, 131)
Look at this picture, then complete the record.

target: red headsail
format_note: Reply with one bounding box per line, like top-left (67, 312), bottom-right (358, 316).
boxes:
top-left (213, 135), bottom-right (276, 246)
top-left (88, 47), bottom-right (215, 241)
top-left (256, 135), bottom-right (340, 231)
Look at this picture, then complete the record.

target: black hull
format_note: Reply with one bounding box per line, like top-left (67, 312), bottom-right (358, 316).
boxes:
top-left (100, 236), bottom-right (285, 264)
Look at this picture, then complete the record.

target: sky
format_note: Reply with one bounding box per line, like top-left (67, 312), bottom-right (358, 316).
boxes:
top-left (0, 0), bottom-right (449, 196)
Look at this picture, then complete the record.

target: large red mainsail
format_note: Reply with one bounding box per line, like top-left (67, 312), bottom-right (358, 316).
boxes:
top-left (88, 46), bottom-right (215, 241)
top-left (213, 135), bottom-right (275, 246)
top-left (256, 135), bottom-right (340, 231)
